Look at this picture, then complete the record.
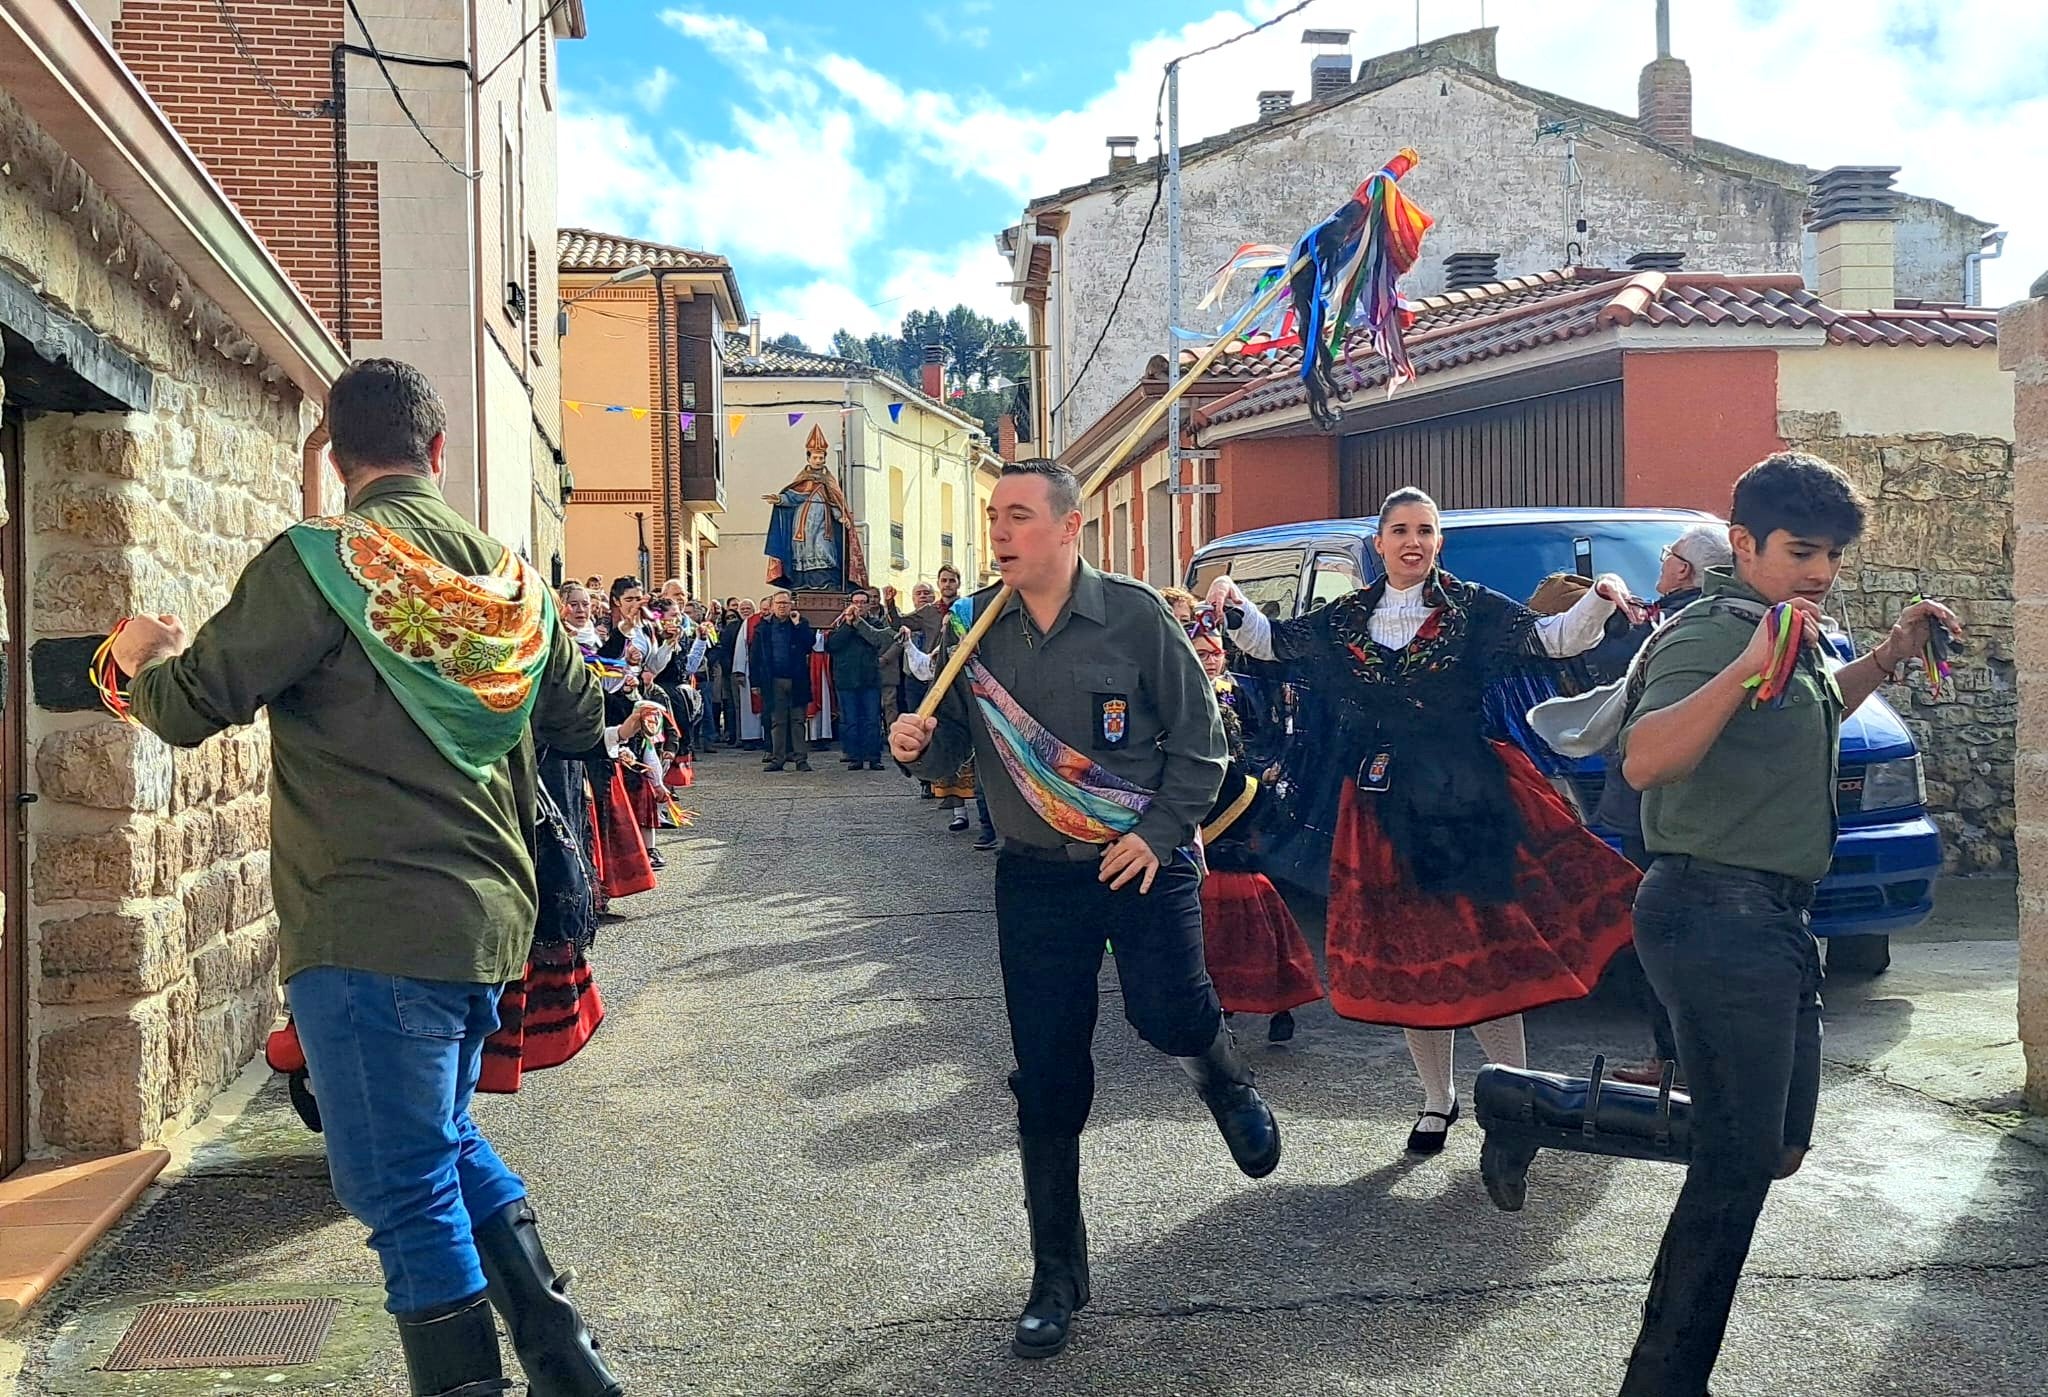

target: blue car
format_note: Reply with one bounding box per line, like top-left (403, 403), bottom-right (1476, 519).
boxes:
top-left (1187, 508), bottom-right (1938, 975)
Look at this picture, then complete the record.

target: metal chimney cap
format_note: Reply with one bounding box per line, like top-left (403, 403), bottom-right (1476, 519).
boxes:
top-left (1626, 250), bottom-right (1686, 272)
top-left (1302, 28), bottom-right (1354, 46)
top-left (1105, 135), bottom-right (1138, 150)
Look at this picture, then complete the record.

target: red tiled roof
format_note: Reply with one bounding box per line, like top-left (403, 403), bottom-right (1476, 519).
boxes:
top-left (1199, 268), bottom-right (1999, 428)
top-left (557, 227), bottom-right (728, 272)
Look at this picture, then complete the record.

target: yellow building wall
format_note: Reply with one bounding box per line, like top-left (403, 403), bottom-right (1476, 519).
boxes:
top-left (560, 286), bottom-right (658, 583)
top-left (1776, 343), bottom-right (2015, 438)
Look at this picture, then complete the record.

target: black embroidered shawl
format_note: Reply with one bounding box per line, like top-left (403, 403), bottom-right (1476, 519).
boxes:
top-left (1266, 569), bottom-right (1558, 903)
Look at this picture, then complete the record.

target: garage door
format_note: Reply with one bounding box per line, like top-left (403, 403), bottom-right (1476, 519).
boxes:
top-left (1338, 381), bottom-right (1622, 517)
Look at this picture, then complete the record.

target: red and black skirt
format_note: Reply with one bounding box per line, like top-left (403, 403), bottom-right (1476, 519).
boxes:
top-left (479, 942), bottom-right (607, 1094)
top-left (1326, 741), bottom-right (1638, 1028)
top-left (592, 764), bottom-right (655, 900)
top-left (1200, 870), bottom-right (1324, 1015)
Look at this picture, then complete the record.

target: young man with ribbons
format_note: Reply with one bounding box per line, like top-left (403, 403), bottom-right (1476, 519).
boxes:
top-left (1571, 452), bottom-right (1956, 1397)
top-left (108, 360), bottom-right (621, 1397)
top-left (889, 457), bottom-right (1281, 1362)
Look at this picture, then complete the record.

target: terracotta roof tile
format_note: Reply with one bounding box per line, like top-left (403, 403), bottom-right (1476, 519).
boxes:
top-left (557, 227), bottom-right (728, 272)
top-left (1199, 268), bottom-right (1998, 427)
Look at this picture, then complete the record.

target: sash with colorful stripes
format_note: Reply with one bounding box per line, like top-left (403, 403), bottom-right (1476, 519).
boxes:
top-left (966, 656), bottom-right (1151, 844)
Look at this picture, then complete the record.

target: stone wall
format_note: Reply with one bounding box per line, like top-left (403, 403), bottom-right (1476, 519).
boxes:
top-left (2007, 284), bottom-right (2047, 1112)
top-left (1781, 411), bottom-right (2017, 873)
top-left (1, 93), bottom-right (312, 1152)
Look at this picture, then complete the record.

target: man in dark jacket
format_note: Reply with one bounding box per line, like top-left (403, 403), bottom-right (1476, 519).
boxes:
top-left (825, 588), bottom-right (898, 770)
top-left (752, 590), bottom-right (816, 771)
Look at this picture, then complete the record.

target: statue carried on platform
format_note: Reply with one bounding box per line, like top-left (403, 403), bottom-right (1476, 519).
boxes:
top-left (765, 424), bottom-right (867, 592)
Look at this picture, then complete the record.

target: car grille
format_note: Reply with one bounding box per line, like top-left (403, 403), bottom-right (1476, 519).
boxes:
top-left (1811, 884), bottom-right (1886, 921)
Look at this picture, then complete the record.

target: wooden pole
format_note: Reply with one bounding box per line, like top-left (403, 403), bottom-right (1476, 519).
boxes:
top-left (1084, 254), bottom-right (1306, 499)
top-left (914, 588), bottom-right (1012, 719)
top-left (917, 253), bottom-right (1306, 716)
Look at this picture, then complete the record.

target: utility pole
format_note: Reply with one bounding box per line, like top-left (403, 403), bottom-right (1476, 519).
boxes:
top-left (1164, 58), bottom-right (1183, 577)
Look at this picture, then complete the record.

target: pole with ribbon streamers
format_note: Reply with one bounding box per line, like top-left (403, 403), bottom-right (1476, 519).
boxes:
top-left (921, 151), bottom-right (1432, 715)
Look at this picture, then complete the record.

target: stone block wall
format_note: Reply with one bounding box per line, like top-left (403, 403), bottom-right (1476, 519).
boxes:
top-left (2007, 288), bottom-right (2047, 1112)
top-left (1782, 411), bottom-right (2017, 873)
top-left (1, 89), bottom-right (314, 1152)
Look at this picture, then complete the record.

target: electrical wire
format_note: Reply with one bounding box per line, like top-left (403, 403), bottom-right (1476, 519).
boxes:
top-left (212, 0), bottom-right (331, 118)
top-left (1046, 0), bottom-right (1325, 425)
top-left (477, 0), bottom-right (572, 88)
top-left (345, 0), bottom-right (480, 180)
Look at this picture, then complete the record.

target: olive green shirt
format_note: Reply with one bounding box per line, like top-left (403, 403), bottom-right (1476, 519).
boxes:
top-left (130, 475), bottom-right (604, 985)
top-left (915, 562), bottom-right (1226, 860)
top-left (1620, 567), bottom-right (1843, 882)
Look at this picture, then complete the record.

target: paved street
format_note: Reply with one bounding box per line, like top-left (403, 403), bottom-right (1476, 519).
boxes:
top-left (9, 751), bottom-right (2046, 1396)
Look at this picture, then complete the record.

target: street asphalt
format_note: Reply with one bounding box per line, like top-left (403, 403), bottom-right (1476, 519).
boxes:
top-left (9, 747), bottom-right (2045, 1396)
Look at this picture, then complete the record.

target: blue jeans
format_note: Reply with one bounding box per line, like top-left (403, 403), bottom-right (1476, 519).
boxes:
top-left (288, 968), bottom-right (528, 1314)
top-left (839, 686), bottom-right (882, 765)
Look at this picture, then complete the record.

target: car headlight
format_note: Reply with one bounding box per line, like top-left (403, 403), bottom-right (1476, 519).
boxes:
top-left (1859, 755), bottom-right (1925, 813)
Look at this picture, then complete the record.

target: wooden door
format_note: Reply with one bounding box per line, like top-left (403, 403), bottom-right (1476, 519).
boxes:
top-left (0, 415), bottom-right (27, 1172)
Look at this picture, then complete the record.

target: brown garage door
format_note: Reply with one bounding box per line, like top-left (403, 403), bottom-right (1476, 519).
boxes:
top-left (1338, 381), bottom-right (1623, 517)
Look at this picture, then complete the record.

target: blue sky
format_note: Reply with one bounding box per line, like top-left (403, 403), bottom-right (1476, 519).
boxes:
top-left (558, 1), bottom-right (2045, 350)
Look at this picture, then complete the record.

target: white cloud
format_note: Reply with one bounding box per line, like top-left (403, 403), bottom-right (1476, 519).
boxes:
top-left (634, 67), bottom-right (673, 112)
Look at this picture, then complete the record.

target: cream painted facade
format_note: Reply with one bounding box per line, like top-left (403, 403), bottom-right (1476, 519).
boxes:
top-left (1778, 344), bottom-right (2017, 439)
top-left (712, 369), bottom-right (986, 603)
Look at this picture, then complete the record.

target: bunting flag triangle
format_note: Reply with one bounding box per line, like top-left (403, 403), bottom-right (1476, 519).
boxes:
top-left (630, 408), bottom-right (648, 420)
top-left (565, 400), bottom-right (584, 414)
top-left (887, 402), bottom-right (904, 423)
top-left (787, 412), bottom-right (805, 427)
top-left (678, 412), bottom-right (695, 432)
top-left (603, 404), bottom-right (625, 414)
top-left (729, 413), bottom-right (746, 436)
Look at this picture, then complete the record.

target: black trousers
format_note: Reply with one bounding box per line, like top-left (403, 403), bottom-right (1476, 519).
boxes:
top-left (766, 677), bottom-right (809, 763)
top-left (1622, 856), bottom-right (1823, 1397)
top-left (994, 850), bottom-right (1223, 1138)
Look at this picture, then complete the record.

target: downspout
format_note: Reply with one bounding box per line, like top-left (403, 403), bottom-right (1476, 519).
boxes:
top-left (1028, 233), bottom-right (1059, 449)
top-left (1965, 230), bottom-right (2007, 307)
top-left (330, 45), bottom-right (349, 352)
top-left (465, 0), bottom-right (490, 531)
top-left (654, 270), bottom-right (674, 579)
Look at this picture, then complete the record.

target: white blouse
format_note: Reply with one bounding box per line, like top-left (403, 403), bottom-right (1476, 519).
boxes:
top-left (1229, 576), bottom-right (1622, 662)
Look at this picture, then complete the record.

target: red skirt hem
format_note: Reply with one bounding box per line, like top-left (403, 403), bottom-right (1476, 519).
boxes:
top-left (1201, 870), bottom-right (1325, 1015)
top-left (1325, 741), bottom-right (1639, 1030)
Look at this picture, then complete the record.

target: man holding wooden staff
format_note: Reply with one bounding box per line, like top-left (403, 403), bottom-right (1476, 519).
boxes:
top-left (889, 457), bottom-right (1281, 1361)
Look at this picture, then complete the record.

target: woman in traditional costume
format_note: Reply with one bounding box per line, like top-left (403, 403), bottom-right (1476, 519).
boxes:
top-left (1188, 610), bottom-right (1324, 1043)
top-left (561, 584), bottom-right (656, 901)
top-left (1207, 487), bottom-right (1644, 1154)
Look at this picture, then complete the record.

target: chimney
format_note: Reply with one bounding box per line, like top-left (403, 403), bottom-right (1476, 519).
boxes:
top-left (1443, 252), bottom-right (1501, 291)
top-left (1106, 136), bottom-right (1137, 173)
top-left (998, 412), bottom-right (1018, 463)
top-left (1257, 90), bottom-right (1293, 120)
top-left (921, 343), bottom-right (945, 400)
top-left (1626, 250), bottom-right (1686, 273)
top-left (1636, 0), bottom-right (1693, 152)
top-left (748, 316), bottom-right (762, 357)
top-left (1810, 165), bottom-right (1901, 312)
top-left (1303, 28), bottom-right (1354, 101)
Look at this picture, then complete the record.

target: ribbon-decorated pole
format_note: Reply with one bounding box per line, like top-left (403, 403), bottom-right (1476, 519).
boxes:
top-left (920, 147), bottom-right (1428, 713)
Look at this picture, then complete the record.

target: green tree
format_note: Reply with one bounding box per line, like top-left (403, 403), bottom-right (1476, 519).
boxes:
top-left (829, 305), bottom-right (1029, 439)
top-left (769, 331), bottom-right (810, 352)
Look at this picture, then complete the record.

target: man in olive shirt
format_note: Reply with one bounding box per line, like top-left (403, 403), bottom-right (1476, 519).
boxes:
top-left (113, 361), bottom-right (620, 1397)
top-left (1603, 453), bottom-right (1957, 1397)
top-left (890, 458), bottom-right (1280, 1362)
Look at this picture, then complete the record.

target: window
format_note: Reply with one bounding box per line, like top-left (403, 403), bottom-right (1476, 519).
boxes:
top-left (1081, 518), bottom-right (1101, 567)
top-left (1190, 547), bottom-right (1302, 621)
top-left (939, 483), bottom-right (955, 566)
top-left (1307, 550), bottom-right (1364, 611)
top-left (525, 238), bottom-right (540, 365)
top-left (941, 532), bottom-right (955, 566)
top-left (889, 468), bottom-right (907, 567)
top-left (680, 382), bottom-right (697, 442)
top-left (499, 120), bottom-right (519, 321)
top-left (1111, 502), bottom-right (1130, 575)
top-left (890, 522), bottom-right (908, 570)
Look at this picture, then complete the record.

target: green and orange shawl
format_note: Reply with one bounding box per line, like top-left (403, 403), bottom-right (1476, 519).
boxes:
top-left (287, 516), bottom-right (554, 782)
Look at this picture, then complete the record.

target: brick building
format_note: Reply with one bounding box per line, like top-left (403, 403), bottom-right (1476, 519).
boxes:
top-left (0, 0), bottom-right (341, 1298)
top-left (1003, 23), bottom-right (1996, 461)
top-left (82, 0), bottom-right (586, 572)
top-left (558, 229), bottom-right (747, 594)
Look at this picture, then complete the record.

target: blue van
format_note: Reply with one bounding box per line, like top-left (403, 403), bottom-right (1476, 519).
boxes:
top-left (1187, 508), bottom-right (1940, 975)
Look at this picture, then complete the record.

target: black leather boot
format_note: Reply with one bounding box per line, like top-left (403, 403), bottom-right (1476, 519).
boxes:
top-left (1480, 1134), bottom-right (1539, 1212)
top-left (1176, 1026), bottom-right (1282, 1178)
top-left (1013, 1133), bottom-right (1089, 1360)
top-left (394, 1294), bottom-right (512, 1397)
top-left (474, 1199), bottom-right (623, 1397)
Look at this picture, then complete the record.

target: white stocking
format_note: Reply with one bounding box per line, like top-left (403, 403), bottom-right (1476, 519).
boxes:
top-left (1472, 1014), bottom-right (1527, 1070)
top-left (1404, 1029), bottom-right (1456, 1133)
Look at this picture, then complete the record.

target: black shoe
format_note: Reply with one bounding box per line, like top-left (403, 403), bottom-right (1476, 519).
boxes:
top-left (1405, 1101), bottom-right (1460, 1155)
top-left (795, 761), bottom-right (814, 772)
top-left (868, 761), bottom-right (886, 771)
top-left (1480, 1134), bottom-right (1538, 1212)
top-left (1268, 1010), bottom-right (1296, 1044)
top-left (950, 811), bottom-right (970, 832)
top-left (1176, 1027), bottom-right (1282, 1178)
top-left (920, 783), bottom-right (935, 799)
top-left (974, 833), bottom-right (1000, 851)
top-left (765, 762), bottom-right (787, 772)
top-left (474, 1200), bottom-right (623, 1397)
top-left (646, 849), bottom-right (666, 871)
top-left (841, 757), bottom-right (860, 766)
top-left (1013, 1134), bottom-right (1089, 1360)
top-left (394, 1294), bottom-right (512, 1397)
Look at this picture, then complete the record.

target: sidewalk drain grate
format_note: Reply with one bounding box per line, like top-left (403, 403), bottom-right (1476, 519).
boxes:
top-left (105, 1297), bottom-right (340, 1371)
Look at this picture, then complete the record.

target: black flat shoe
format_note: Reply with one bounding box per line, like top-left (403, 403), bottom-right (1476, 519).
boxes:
top-left (1405, 1101), bottom-right (1460, 1155)
top-left (1268, 1011), bottom-right (1295, 1044)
